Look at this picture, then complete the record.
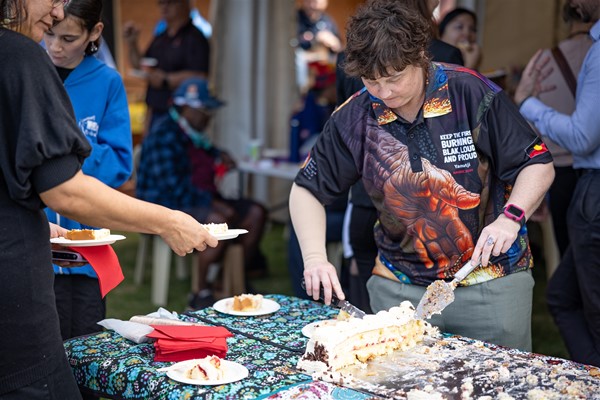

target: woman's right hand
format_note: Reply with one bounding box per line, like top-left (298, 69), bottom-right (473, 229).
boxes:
top-left (160, 210), bottom-right (218, 256)
top-left (303, 259), bottom-right (345, 305)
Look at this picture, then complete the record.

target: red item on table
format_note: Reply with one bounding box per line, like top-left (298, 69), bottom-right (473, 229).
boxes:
top-left (148, 325), bottom-right (233, 362)
top-left (68, 245), bottom-right (124, 298)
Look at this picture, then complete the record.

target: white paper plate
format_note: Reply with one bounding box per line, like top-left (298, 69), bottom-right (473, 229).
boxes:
top-left (212, 297), bottom-right (280, 316)
top-left (50, 235), bottom-right (126, 247)
top-left (301, 320), bottom-right (338, 338)
top-left (212, 229), bottom-right (248, 240)
top-left (165, 359), bottom-right (248, 386)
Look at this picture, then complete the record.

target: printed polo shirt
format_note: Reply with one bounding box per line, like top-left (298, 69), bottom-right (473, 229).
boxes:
top-left (294, 63), bottom-right (552, 286)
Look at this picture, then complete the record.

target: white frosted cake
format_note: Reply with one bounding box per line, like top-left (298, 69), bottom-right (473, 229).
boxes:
top-left (297, 301), bottom-right (433, 373)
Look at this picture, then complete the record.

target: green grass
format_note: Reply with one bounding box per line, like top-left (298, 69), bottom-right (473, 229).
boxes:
top-left (107, 222), bottom-right (568, 359)
top-left (107, 222), bottom-right (293, 320)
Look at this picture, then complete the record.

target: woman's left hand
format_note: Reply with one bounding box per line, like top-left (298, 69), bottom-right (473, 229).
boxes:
top-left (49, 223), bottom-right (87, 267)
top-left (49, 222), bottom-right (67, 238)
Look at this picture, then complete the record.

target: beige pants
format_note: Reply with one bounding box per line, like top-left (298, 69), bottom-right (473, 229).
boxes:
top-left (367, 270), bottom-right (534, 351)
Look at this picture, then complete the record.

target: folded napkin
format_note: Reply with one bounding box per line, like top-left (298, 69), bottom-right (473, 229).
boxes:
top-left (69, 245), bottom-right (124, 297)
top-left (97, 318), bottom-right (153, 344)
top-left (148, 325), bottom-right (233, 362)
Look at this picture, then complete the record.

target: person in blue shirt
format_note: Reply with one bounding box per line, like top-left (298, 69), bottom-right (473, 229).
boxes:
top-left (43, 0), bottom-right (133, 341)
top-left (137, 78), bottom-right (267, 310)
top-left (515, 0), bottom-right (600, 368)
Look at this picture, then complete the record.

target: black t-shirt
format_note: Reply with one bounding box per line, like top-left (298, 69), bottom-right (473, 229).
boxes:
top-left (0, 28), bottom-right (91, 394)
top-left (145, 20), bottom-right (210, 113)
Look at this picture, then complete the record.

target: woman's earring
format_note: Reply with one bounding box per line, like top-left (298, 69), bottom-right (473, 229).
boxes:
top-left (89, 42), bottom-right (98, 53)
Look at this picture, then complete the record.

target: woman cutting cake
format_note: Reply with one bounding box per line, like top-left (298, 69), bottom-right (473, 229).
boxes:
top-left (290, 0), bottom-right (554, 352)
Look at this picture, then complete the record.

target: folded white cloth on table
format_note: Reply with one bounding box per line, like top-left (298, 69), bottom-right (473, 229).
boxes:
top-left (97, 318), bottom-right (154, 344)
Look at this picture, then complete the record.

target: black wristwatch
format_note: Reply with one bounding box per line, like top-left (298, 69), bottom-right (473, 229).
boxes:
top-left (161, 75), bottom-right (169, 90)
top-left (503, 203), bottom-right (526, 228)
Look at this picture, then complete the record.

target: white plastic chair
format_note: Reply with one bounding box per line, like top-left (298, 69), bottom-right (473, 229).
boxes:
top-left (134, 235), bottom-right (189, 306)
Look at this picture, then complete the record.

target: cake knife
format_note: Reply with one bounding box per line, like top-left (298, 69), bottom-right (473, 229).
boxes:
top-left (415, 256), bottom-right (483, 320)
top-left (301, 279), bottom-right (367, 319)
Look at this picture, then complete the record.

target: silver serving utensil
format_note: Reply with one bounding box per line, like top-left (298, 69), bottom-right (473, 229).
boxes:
top-left (301, 279), bottom-right (366, 319)
top-left (415, 257), bottom-right (482, 320)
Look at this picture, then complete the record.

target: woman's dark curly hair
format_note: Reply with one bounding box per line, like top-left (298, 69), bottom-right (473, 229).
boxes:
top-left (343, 0), bottom-right (431, 80)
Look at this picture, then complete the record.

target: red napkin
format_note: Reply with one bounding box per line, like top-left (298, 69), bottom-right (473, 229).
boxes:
top-left (68, 245), bottom-right (124, 298)
top-left (148, 325), bottom-right (233, 362)
top-left (148, 325), bottom-right (233, 340)
top-left (154, 347), bottom-right (227, 362)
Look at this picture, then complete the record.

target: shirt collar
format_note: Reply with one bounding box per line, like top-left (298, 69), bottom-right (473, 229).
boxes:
top-left (371, 63), bottom-right (453, 125)
top-left (590, 19), bottom-right (600, 42)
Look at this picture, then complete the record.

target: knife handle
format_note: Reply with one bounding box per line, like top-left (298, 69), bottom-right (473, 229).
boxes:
top-left (300, 279), bottom-right (340, 304)
top-left (454, 255), bottom-right (500, 283)
top-left (454, 258), bottom-right (481, 282)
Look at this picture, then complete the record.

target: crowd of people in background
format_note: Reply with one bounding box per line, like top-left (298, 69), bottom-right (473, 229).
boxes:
top-left (2, 0), bottom-right (600, 398)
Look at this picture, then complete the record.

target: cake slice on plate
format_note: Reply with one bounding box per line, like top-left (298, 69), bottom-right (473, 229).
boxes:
top-left (183, 355), bottom-right (225, 381)
top-left (231, 294), bottom-right (263, 312)
top-left (65, 228), bottom-right (110, 240)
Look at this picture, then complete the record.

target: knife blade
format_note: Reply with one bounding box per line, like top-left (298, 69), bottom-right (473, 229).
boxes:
top-left (301, 279), bottom-right (367, 319)
top-left (332, 297), bottom-right (367, 319)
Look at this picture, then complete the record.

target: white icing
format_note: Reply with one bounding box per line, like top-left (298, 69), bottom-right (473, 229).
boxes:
top-left (298, 301), bottom-right (431, 373)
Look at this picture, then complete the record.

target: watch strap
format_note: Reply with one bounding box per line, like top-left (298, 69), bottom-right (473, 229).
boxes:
top-left (503, 203), bottom-right (526, 228)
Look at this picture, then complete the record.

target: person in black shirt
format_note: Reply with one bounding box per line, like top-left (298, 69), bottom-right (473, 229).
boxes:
top-left (291, 0), bottom-right (554, 351)
top-left (123, 0), bottom-right (210, 134)
top-left (0, 2), bottom-right (217, 398)
top-left (334, 0), bottom-right (464, 317)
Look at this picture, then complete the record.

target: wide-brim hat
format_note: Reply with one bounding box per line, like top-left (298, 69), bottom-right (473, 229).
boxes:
top-left (172, 78), bottom-right (224, 109)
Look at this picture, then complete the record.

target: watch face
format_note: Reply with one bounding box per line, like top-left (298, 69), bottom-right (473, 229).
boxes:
top-left (505, 204), bottom-right (524, 220)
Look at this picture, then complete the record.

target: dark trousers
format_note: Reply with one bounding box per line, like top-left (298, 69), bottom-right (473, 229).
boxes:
top-left (347, 205), bottom-right (378, 314)
top-left (549, 166), bottom-right (579, 256)
top-left (54, 275), bottom-right (105, 340)
top-left (547, 170), bottom-right (600, 367)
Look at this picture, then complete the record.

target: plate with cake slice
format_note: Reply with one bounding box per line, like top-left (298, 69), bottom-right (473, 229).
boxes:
top-left (51, 228), bottom-right (126, 247)
top-left (163, 356), bottom-right (248, 386)
top-left (212, 229), bottom-right (248, 240)
top-left (201, 223), bottom-right (248, 240)
top-left (213, 294), bottom-right (280, 316)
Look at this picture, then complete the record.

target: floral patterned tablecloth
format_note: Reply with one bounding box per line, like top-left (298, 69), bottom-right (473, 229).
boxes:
top-left (65, 294), bottom-right (600, 399)
top-left (64, 295), bottom-right (376, 400)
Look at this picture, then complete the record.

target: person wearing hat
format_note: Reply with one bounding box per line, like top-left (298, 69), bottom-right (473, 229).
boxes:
top-left (136, 78), bottom-right (267, 309)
